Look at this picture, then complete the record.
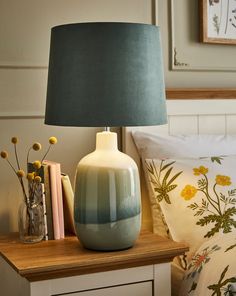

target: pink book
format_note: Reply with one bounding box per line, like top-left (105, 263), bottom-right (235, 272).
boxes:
top-left (44, 161), bottom-right (64, 239)
top-left (55, 162), bottom-right (65, 239)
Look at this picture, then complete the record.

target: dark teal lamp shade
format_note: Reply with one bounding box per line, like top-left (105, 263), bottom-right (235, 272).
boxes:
top-left (45, 22), bottom-right (167, 127)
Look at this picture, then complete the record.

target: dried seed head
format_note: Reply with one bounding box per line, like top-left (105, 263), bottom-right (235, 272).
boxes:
top-left (27, 173), bottom-right (34, 181)
top-left (0, 151), bottom-right (8, 159)
top-left (17, 170), bottom-right (25, 178)
top-left (32, 142), bottom-right (42, 151)
top-left (11, 137), bottom-right (18, 144)
top-left (49, 136), bottom-right (57, 145)
top-left (34, 176), bottom-right (42, 183)
top-left (33, 160), bottom-right (41, 169)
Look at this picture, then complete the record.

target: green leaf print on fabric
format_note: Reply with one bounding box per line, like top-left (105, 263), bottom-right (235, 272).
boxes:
top-left (181, 162), bottom-right (236, 238)
top-left (225, 243), bottom-right (236, 253)
top-left (208, 265), bottom-right (236, 296)
top-left (145, 160), bottom-right (182, 204)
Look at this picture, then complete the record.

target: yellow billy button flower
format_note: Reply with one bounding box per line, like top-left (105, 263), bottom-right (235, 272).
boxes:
top-left (27, 173), bottom-right (34, 181)
top-left (215, 175), bottom-right (231, 186)
top-left (0, 151), bottom-right (8, 159)
top-left (49, 136), bottom-right (57, 145)
top-left (17, 170), bottom-right (25, 178)
top-left (181, 185), bottom-right (197, 200)
top-left (33, 160), bottom-right (42, 169)
top-left (32, 142), bottom-right (42, 151)
top-left (11, 137), bottom-right (18, 144)
top-left (34, 176), bottom-right (42, 183)
top-left (193, 166), bottom-right (208, 176)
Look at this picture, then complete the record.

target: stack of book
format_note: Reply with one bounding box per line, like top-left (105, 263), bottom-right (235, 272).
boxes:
top-left (28, 161), bottom-right (75, 240)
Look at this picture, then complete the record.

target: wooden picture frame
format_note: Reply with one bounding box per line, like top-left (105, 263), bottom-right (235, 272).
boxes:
top-left (199, 0), bottom-right (236, 45)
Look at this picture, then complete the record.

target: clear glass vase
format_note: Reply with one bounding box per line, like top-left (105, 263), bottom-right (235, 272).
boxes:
top-left (18, 184), bottom-right (45, 243)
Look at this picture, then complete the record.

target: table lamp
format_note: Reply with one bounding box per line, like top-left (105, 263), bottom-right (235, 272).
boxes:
top-left (45, 22), bottom-right (167, 251)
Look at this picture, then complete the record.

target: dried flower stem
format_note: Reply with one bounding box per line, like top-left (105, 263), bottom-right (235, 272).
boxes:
top-left (19, 177), bottom-right (29, 205)
top-left (13, 143), bottom-right (21, 170)
top-left (6, 158), bottom-right (17, 175)
top-left (26, 147), bottom-right (32, 165)
top-left (5, 158), bottom-right (28, 204)
top-left (1, 136), bottom-right (57, 208)
top-left (41, 145), bottom-right (52, 163)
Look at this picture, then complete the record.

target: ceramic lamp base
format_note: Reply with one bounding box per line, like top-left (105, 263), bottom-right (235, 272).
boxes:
top-left (74, 131), bottom-right (141, 251)
top-left (75, 214), bottom-right (141, 251)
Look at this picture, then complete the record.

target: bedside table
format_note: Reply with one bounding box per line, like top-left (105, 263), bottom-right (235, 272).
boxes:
top-left (0, 231), bottom-right (188, 296)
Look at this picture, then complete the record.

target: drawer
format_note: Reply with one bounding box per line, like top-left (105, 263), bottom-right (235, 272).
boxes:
top-left (59, 281), bottom-right (153, 296)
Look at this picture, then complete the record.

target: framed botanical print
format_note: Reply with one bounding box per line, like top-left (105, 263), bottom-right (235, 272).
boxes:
top-left (200, 0), bottom-right (236, 45)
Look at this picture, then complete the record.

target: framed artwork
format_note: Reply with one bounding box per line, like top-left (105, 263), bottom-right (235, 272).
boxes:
top-left (200, 0), bottom-right (236, 45)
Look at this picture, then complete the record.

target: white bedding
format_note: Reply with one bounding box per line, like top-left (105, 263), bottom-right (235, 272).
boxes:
top-left (131, 131), bottom-right (236, 295)
top-left (179, 232), bottom-right (236, 296)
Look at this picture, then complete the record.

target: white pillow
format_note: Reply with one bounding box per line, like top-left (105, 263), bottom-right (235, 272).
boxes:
top-left (132, 131), bottom-right (236, 159)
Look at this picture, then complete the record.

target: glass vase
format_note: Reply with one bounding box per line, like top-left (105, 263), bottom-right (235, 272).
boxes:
top-left (18, 183), bottom-right (45, 243)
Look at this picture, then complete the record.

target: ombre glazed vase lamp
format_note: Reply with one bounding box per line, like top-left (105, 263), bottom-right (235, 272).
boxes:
top-left (45, 22), bottom-right (167, 251)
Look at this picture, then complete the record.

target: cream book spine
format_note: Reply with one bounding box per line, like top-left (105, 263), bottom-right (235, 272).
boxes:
top-left (61, 174), bottom-right (76, 235)
top-left (46, 161), bottom-right (60, 240)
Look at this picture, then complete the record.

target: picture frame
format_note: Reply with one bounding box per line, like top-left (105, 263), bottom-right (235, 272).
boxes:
top-left (200, 0), bottom-right (236, 45)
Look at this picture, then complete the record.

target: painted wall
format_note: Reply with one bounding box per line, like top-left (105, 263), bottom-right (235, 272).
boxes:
top-left (0, 0), bottom-right (153, 233)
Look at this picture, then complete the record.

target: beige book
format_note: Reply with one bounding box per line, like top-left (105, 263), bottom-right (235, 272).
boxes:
top-left (61, 174), bottom-right (76, 235)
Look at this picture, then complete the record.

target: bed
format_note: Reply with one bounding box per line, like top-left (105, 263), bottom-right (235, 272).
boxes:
top-left (122, 91), bottom-right (236, 296)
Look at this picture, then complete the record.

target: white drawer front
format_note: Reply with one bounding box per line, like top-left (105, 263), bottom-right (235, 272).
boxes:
top-left (60, 281), bottom-right (153, 296)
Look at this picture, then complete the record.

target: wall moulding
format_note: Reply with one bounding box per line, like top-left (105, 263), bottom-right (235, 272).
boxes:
top-left (167, 0), bottom-right (236, 72)
top-left (0, 65), bottom-right (48, 69)
top-left (0, 89), bottom-right (235, 119)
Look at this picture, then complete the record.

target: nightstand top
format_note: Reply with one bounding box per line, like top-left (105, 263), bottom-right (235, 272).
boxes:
top-left (0, 231), bottom-right (188, 282)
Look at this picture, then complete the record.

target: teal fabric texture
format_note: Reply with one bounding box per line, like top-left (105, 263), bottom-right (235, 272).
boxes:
top-left (45, 22), bottom-right (167, 127)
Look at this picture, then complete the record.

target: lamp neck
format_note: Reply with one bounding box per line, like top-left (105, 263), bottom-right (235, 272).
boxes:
top-left (96, 131), bottom-right (118, 151)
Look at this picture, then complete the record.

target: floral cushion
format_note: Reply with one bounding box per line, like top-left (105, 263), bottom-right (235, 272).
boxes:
top-left (132, 132), bottom-right (236, 237)
top-left (145, 156), bottom-right (236, 264)
top-left (180, 232), bottom-right (236, 296)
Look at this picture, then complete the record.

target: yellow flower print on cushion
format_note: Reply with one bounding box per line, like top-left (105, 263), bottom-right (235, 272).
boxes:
top-left (193, 166), bottom-right (209, 176)
top-left (181, 185), bottom-right (197, 200)
top-left (215, 175), bottom-right (231, 186)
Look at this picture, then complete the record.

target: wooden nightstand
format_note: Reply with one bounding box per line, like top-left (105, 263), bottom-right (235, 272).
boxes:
top-left (0, 231), bottom-right (188, 296)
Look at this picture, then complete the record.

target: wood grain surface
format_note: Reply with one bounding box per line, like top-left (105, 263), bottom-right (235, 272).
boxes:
top-left (0, 231), bottom-right (188, 282)
top-left (166, 89), bottom-right (236, 100)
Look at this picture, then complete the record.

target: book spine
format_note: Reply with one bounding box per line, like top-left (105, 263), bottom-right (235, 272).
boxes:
top-left (49, 164), bottom-right (60, 240)
top-left (56, 163), bottom-right (65, 239)
top-left (43, 165), bottom-right (54, 240)
top-left (41, 184), bottom-right (49, 241)
top-left (61, 174), bottom-right (76, 235)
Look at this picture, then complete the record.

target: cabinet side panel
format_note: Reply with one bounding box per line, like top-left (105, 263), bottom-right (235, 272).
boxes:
top-left (153, 263), bottom-right (171, 296)
top-left (0, 256), bottom-right (30, 296)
